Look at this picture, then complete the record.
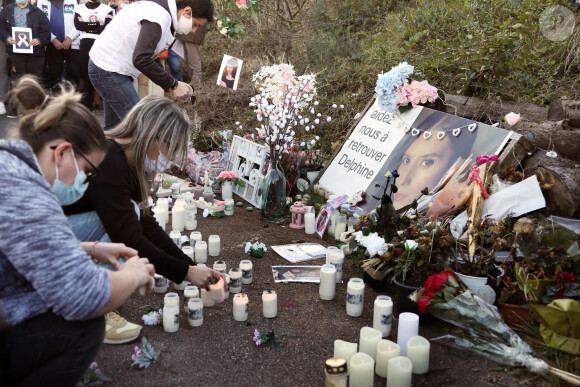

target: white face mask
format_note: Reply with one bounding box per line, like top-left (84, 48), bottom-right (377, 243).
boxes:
top-left (145, 152), bottom-right (172, 173)
top-left (177, 13), bottom-right (193, 35)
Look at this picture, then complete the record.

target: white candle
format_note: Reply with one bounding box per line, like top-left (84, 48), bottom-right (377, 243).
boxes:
top-left (208, 235), bottom-right (220, 256)
top-left (262, 290), bottom-right (277, 318)
top-left (173, 281), bottom-right (187, 291)
top-left (213, 260), bottom-right (226, 274)
top-left (169, 230), bottom-right (181, 247)
top-left (304, 212), bottom-right (316, 234)
top-left (373, 296), bottom-right (393, 338)
top-left (182, 246), bottom-right (194, 260)
top-left (157, 198), bottom-right (169, 220)
top-left (334, 213), bottom-right (347, 240)
top-left (153, 206), bottom-right (167, 226)
top-left (174, 198), bottom-right (186, 208)
top-left (183, 285), bottom-right (199, 313)
top-left (386, 356), bottom-right (412, 387)
top-left (153, 274), bottom-right (168, 293)
top-left (326, 246), bottom-right (339, 264)
top-left (239, 260), bottom-right (253, 285)
top-left (162, 293), bottom-right (180, 333)
top-left (329, 249), bottom-right (345, 283)
top-left (224, 274), bottom-right (230, 299)
top-left (194, 241), bottom-right (207, 264)
top-left (346, 278), bottom-right (365, 317)
top-left (327, 211), bottom-right (337, 236)
top-left (184, 203), bottom-right (197, 231)
top-left (190, 231), bottom-right (202, 244)
top-left (171, 183), bottom-right (180, 198)
top-left (375, 340), bottom-right (400, 378)
top-left (319, 264), bottom-right (337, 300)
top-left (187, 298), bottom-right (203, 327)
top-left (396, 312), bottom-right (419, 356)
top-left (348, 352), bottom-right (374, 387)
top-left (224, 198), bottom-right (234, 216)
top-left (209, 276), bottom-right (225, 303)
top-left (233, 293), bottom-right (249, 321)
top-left (172, 205), bottom-right (185, 232)
top-left (359, 327), bottom-right (382, 360)
top-left (229, 268), bottom-right (242, 294)
top-left (200, 288), bottom-right (215, 307)
top-left (406, 336), bottom-right (430, 374)
top-left (333, 340), bottom-right (357, 363)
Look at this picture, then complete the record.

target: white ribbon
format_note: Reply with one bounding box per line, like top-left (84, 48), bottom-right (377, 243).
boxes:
top-left (17, 33), bottom-right (29, 47)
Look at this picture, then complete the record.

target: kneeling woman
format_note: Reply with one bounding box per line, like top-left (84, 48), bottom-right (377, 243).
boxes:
top-left (0, 77), bottom-right (154, 385)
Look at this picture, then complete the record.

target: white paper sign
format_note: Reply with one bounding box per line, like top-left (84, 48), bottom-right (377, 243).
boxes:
top-left (12, 27), bottom-right (33, 54)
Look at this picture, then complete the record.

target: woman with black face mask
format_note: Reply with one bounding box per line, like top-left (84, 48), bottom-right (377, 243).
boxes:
top-left (73, 0), bottom-right (113, 110)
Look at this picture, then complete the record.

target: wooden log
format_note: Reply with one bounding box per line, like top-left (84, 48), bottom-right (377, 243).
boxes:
top-left (444, 94), bottom-right (548, 123)
top-left (547, 97), bottom-right (580, 124)
top-left (523, 152), bottom-right (580, 218)
top-left (496, 132), bottom-right (536, 173)
top-left (513, 120), bottom-right (580, 161)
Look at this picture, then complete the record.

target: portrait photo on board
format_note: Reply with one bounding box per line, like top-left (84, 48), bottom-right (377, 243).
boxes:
top-left (12, 27), bottom-right (33, 54)
top-left (217, 54), bottom-right (242, 90)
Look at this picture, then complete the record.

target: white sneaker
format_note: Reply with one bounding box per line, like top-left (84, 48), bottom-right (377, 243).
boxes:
top-left (0, 102), bottom-right (6, 115)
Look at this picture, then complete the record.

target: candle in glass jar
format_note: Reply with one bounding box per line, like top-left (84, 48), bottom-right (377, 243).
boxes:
top-left (182, 246), bottom-right (194, 260)
top-left (262, 290), bottom-right (277, 318)
top-left (194, 241), bottom-right (207, 264)
top-left (169, 230), bottom-right (181, 247)
top-left (213, 260), bottom-right (226, 274)
top-left (153, 274), bottom-right (168, 293)
top-left (386, 356), bottom-right (412, 387)
top-left (202, 190), bottom-right (214, 203)
top-left (162, 292), bottom-right (180, 333)
top-left (233, 293), bottom-right (249, 321)
top-left (239, 260), bottom-right (253, 285)
top-left (348, 352), bottom-right (374, 387)
top-left (224, 274), bottom-right (230, 299)
top-left (157, 198), bottom-right (169, 217)
top-left (184, 203), bottom-right (197, 231)
top-left (375, 340), bottom-right (400, 378)
top-left (373, 296), bottom-right (393, 338)
top-left (209, 276), bottom-right (225, 303)
top-left (333, 340), bottom-right (357, 363)
top-left (208, 235), bottom-right (220, 256)
top-left (334, 213), bottom-right (347, 240)
top-left (327, 211), bottom-right (337, 236)
top-left (359, 326), bottom-right (382, 360)
top-left (193, 185), bottom-right (204, 200)
top-left (329, 248), bottom-right (345, 283)
top-left (406, 336), bottom-right (430, 374)
top-left (187, 298), bottom-right (203, 327)
top-left (229, 268), bottom-right (242, 294)
top-left (173, 281), bottom-right (187, 291)
top-left (200, 288), bottom-right (215, 307)
top-left (153, 206), bottom-right (167, 226)
top-left (397, 312), bottom-right (419, 356)
top-left (319, 264), bottom-right (337, 300)
top-left (224, 198), bottom-right (234, 216)
top-left (190, 231), bottom-right (202, 245)
top-left (174, 198), bottom-right (186, 208)
top-left (326, 246), bottom-right (339, 264)
top-left (172, 205), bottom-right (185, 232)
top-left (346, 278), bottom-right (365, 317)
top-left (304, 212), bottom-right (316, 234)
top-left (183, 285), bottom-right (199, 313)
top-left (171, 183), bottom-right (180, 198)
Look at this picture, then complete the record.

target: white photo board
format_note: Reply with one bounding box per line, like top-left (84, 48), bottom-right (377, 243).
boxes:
top-left (226, 135), bottom-right (267, 208)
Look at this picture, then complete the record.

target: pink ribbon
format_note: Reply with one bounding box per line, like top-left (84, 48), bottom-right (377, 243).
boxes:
top-left (469, 165), bottom-right (489, 199)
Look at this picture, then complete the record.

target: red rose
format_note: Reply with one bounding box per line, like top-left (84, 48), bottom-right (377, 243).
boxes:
top-left (439, 271), bottom-right (456, 281)
top-left (417, 297), bottom-right (431, 313)
top-left (422, 289), bottom-right (435, 299)
top-left (424, 273), bottom-right (446, 291)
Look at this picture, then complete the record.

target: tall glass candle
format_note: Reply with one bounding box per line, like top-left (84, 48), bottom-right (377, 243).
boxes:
top-left (200, 288), bottom-right (214, 307)
top-left (239, 260), bottom-right (253, 285)
top-left (190, 231), bottom-right (202, 245)
top-left (375, 340), bottom-right (400, 378)
top-left (229, 268), bottom-right (242, 294)
top-left (213, 260), bottom-right (226, 274)
top-left (329, 248), bottom-right (345, 283)
top-left (326, 246), bottom-right (339, 264)
top-left (162, 293), bottom-right (180, 333)
top-left (157, 198), bottom-right (169, 218)
top-left (386, 356), bottom-right (412, 387)
top-left (233, 293), bottom-right (249, 321)
top-left (304, 212), bottom-right (316, 234)
top-left (194, 241), bottom-right (207, 264)
top-left (171, 183), bottom-right (180, 198)
top-left (319, 264), bottom-right (337, 300)
top-left (396, 312), bottom-right (419, 356)
top-left (174, 198), bottom-right (186, 208)
top-left (327, 211), bottom-right (337, 236)
top-left (221, 181), bottom-right (233, 200)
top-left (208, 235), bottom-right (220, 256)
top-left (333, 340), bottom-right (357, 363)
top-left (262, 290), bottom-right (277, 318)
top-left (153, 206), bottom-right (167, 226)
top-left (348, 352), bottom-right (374, 387)
top-left (172, 205), bottom-right (185, 232)
top-left (183, 285), bottom-right (199, 314)
top-left (209, 276), bottom-right (225, 303)
top-left (153, 274), bottom-right (168, 293)
top-left (373, 296), bottom-right (393, 338)
top-left (169, 230), bottom-right (181, 248)
top-left (184, 203), bottom-right (197, 230)
top-left (346, 278), bottom-right (365, 317)
top-left (406, 336), bottom-right (430, 374)
top-left (187, 298), bottom-right (203, 327)
top-left (359, 327), bottom-right (382, 360)
top-left (182, 246), bottom-right (194, 261)
top-left (334, 213), bottom-right (347, 240)
top-left (224, 198), bottom-right (234, 216)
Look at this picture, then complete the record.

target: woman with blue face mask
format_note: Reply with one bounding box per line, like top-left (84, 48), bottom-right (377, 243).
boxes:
top-left (0, 76), bottom-right (155, 385)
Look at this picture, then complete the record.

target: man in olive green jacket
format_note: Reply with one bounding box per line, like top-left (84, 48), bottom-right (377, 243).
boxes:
top-left (176, 23), bottom-right (206, 87)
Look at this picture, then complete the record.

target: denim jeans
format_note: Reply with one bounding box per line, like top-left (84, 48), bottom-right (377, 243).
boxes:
top-left (167, 49), bottom-right (183, 82)
top-left (0, 312), bottom-right (105, 386)
top-left (67, 211), bottom-right (112, 243)
top-left (88, 60), bottom-right (140, 130)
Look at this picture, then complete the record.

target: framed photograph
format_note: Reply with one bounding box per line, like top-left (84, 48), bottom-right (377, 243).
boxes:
top-left (12, 27), bottom-right (33, 54)
top-left (216, 54), bottom-right (243, 90)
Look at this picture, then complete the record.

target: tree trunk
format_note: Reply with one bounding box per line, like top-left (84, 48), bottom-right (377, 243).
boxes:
top-left (444, 94), bottom-right (548, 123)
top-left (513, 120), bottom-right (580, 161)
top-left (548, 97), bottom-right (580, 124)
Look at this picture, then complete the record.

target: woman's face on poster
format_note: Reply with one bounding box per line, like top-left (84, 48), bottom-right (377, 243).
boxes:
top-left (393, 133), bottom-right (453, 208)
top-left (226, 65), bottom-right (235, 76)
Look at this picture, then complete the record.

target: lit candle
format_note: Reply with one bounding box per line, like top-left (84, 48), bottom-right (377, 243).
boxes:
top-left (329, 248), bottom-right (345, 283)
top-left (184, 203), bottom-right (197, 231)
top-left (213, 260), bottom-right (226, 274)
top-left (319, 264), bottom-right (337, 300)
top-left (373, 296), bottom-right (393, 338)
top-left (169, 230), bottom-right (181, 248)
top-left (209, 276), bottom-right (225, 303)
top-left (153, 206), bottom-right (167, 226)
top-left (406, 336), bottom-right (430, 374)
top-left (190, 231), bottom-right (202, 245)
top-left (229, 268), bottom-right (242, 294)
top-left (333, 340), bottom-right (357, 363)
top-left (262, 290), bottom-right (277, 318)
top-left (239, 260), bottom-right (253, 285)
top-left (396, 313), bottom-right (419, 356)
top-left (194, 241), bottom-right (207, 264)
top-left (375, 340), bottom-right (400, 378)
top-left (359, 327), bottom-right (382, 360)
top-left (162, 292), bottom-right (180, 333)
top-left (233, 293), bottom-right (249, 321)
top-left (346, 278), bottom-right (365, 317)
top-left (173, 281), bottom-right (187, 291)
top-left (187, 298), bottom-right (203, 327)
top-left (224, 198), bottom-right (234, 216)
top-left (153, 274), bottom-right (168, 293)
top-left (304, 212), bottom-right (316, 234)
top-left (183, 285), bottom-right (200, 314)
top-left (172, 205), bottom-right (185, 232)
top-left (200, 288), bottom-right (215, 307)
top-left (326, 246), bottom-right (339, 264)
top-left (348, 352), bottom-right (374, 387)
top-left (182, 246), bottom-right (194, 260)
top-left (208, 235), bottom-right (220, 256)
top-left (334, 213), bottom-right (347, 240)
top-left (386, 356), bottom-right (412, 387)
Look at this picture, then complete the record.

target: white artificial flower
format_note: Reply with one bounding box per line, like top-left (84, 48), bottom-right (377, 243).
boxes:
top-left (310, 140), bottom-right (315, 145)
top-left (326, 116), bottom-right (332, 122)
top-left (314, 118), bottom-right (320, 124)
top-left (314, 101), bottom-right (319, 105)
top-left (305, 118), bottom-right (310, 123)
top-left (354, 232), bottom-right (388, 257)
top-left (235, 121), bottom-right (240, 125)
top-left (315, 136), bottom-right (320, 140)
top-left (332, 103), bottom-right (337, 108)
top-left (300, 142), bottom-right (306, 146)
top-left (340, 104), bottom-right (345, 108)
top-left (404, 240), bottom-right (418, 252)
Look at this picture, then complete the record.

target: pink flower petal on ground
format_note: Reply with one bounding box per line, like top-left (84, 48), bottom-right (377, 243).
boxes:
top-left (505, 112), bottom-right (521, 126)
top-left (284, 302), bottom-right (296, 307)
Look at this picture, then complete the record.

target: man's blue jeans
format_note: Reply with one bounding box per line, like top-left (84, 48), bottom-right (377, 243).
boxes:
top-left (167, 49), bottom-right (183, 82)
top-left (88, 60), bottom-right (140, 130)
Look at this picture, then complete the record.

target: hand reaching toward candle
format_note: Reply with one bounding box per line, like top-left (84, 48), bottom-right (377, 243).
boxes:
top-left (188, 266), bottom-right (222, 289)
top-left (120, 256), bottom-right (155, 296)
top-left (81, 241), bottom-right (138, 270)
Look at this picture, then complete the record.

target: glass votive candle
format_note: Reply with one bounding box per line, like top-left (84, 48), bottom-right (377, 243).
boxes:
top-left (213, 260), bottom-right (227, 274)
top-left (262, 290), bottom-right (277, 318)
top-left (239, 260), bottom-right (253, 285)
top-left (233, 293), bottom-right (249, 321)
top-left (229, 268), bottom-right (242, 294)
top-left (190, 231), bottom-right (202, 245)
top-left (153, 274), bottom-right (168, 293)
top-left (183, 285), bottom-right (200, 314)
top-left (346, 278), bottom-right (365, 317)
top-left (194, 241), bottom-right (207, 264)
top-left (187, 298), bottom-right (203, 327)
top-left (208, 235), bottom-right (220, 256)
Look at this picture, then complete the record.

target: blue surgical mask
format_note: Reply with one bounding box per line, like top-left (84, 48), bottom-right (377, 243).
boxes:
top-left (145, 152), bottom-right (172, 173)
top-left (16, 0), bottom-right (27, 4)
top-left (52, 149), bottom-right (89, 206)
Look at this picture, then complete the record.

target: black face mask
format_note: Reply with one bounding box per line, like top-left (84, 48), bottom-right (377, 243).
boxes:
top-left (110, 4), bottom-right (118, 11)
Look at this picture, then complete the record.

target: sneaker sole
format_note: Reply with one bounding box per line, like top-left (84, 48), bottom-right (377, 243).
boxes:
top-left (104, 335), bottom-right (140, 345)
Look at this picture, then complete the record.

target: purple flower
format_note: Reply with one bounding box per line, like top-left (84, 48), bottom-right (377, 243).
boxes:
top-left (255, 339), bottom-right (262, 346)
top-left (89, 362), bottom-right (98, 369)
top-left (131, 354), bottom-right (138, 362)
top-left (95, 369), bottom-right (101, 375)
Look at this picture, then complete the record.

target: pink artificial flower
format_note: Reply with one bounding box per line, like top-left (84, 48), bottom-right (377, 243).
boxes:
top-left (236, 0), bottom-right (247, 9)
top-left (90, 362), bottom-right (98, 369)
top-left (475, 154), bottom-right (499, 165)
top-left (95, 369), bottom-right (101, 375)
top-left (131, 354), bottom-right (138, 362)
top-left (505, 112), bottom-right (521, 126)
top-left (218, 171), bottom-right (230, 179)
top-left (228, 171), bottom-right (238, 179)
top-left (217, 20), bottom-right (222, 28)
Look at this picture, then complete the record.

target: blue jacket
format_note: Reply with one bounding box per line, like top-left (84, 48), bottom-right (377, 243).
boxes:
top-left (0, 3), bottom-right (50, 56)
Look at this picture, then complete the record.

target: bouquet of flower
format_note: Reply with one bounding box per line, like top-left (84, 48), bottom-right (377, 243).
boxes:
top-left (375, 62), bottom-right (438, 114)
top-left (79, 362), bottom-right (111, 386)
top-left (215, 15), bottom-right (245, 38)
top-left (215, 171), bottom-right (246, 187)
top-left (141, 307), bottom-right (163, 326)
top-left (252, 329), bottom-right (283, 351)
top-left (245, 241), bottom-right (267, 258)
